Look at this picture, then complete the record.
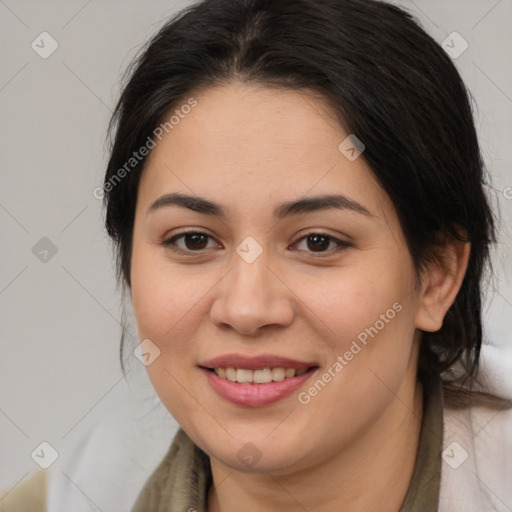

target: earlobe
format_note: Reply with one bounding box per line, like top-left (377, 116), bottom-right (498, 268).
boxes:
top-left (415, 236), bottom-right (471, 333)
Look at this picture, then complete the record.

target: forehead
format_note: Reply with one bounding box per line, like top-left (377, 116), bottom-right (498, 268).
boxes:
top-left (138, 82), bottom-right (394, 224)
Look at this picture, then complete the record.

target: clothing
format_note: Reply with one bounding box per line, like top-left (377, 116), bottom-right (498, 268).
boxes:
top-left (0, 471), bottom-right (47, 511)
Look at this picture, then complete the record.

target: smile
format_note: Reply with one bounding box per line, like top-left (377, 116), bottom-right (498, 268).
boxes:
top-left (200, 366), bottom-right (319, 406)
top-left (211, 367), bottom-right (309, 383)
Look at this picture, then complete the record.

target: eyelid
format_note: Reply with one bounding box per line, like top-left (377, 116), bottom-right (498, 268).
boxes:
top-left (162, 229), bottom-right (351, 256)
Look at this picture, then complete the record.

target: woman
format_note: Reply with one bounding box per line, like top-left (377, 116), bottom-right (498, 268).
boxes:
top-left (2, 0), bottom-right (510, 510)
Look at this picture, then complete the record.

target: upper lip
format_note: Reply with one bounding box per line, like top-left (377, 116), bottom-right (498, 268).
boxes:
top-left (199, 353), bottom-right (318, 371)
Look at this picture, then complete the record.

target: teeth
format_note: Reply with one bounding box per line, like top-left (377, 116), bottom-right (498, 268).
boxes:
top-left (254, 368), bottom-right (272, 384)
top-left (236, 369), bottom-right (253, 383)
top-left (213, 367), bottom-right (310, 383)
top-left (272, 368), bottom-right (285, 381)
top-left (285, 368), bottom-right (296, 378)
top-left (225, 368), bottom-right (236, 382)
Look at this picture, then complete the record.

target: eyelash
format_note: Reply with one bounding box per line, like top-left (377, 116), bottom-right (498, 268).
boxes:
top-left (162, 230), bottom-right (351, 256)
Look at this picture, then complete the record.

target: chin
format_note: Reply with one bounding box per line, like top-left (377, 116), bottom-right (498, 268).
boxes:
top-left (204, 433), bottom-right (308, 474)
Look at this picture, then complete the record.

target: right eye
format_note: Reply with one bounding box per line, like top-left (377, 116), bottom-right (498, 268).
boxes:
top-left (162, 230), bottom-right (220, 254)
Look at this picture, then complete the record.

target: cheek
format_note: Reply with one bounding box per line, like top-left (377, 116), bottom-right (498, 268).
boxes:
top-left (295, 267), bottom-right (418, 433)
top-left (130, 246), bottom-right (206, 416)
top-left (303, 263), bottom-right (411, 343)
top-left (130, 243), bottom-right (201, 340)
top-left (300, 258), bottom-right (419, 398)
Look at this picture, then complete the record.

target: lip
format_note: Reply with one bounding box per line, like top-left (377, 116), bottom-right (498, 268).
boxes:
top-left (199, 353), bottom-right (317, 371)
top-left (200, 366), bottom-right (319, 407)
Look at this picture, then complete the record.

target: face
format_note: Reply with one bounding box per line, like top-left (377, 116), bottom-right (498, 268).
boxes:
top-left (130, 82), bottom-right (426, 474)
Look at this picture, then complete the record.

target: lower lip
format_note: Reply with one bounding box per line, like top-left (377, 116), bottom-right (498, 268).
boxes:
top-left (200, 367), bottom-right (318, 407)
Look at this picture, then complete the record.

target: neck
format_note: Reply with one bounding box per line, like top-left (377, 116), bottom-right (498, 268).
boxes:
top-left (207, 378), bottom-right (424, 512)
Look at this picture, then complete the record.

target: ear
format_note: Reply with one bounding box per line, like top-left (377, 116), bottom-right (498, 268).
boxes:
top-left (415, 234), bottom-right (471, 332)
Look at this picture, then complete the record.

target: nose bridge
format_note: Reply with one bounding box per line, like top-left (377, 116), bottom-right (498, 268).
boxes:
top-left (232, 242), bottom-right (271, 299)
top-left (210, 239), bottom-right (294, 334)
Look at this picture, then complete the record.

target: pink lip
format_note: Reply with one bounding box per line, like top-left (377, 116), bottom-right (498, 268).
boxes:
top-left (199, 353), bottom-right (317, 371)
top-left (200, 367), bottom-right (319, 407)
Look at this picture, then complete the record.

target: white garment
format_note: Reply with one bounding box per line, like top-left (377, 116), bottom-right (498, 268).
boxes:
top-left (47, 383), bottom-right (180, 512)
top-left (439, 343), bottom-right (512, 511)
top-left (47, 343), bottom-right (512, 511)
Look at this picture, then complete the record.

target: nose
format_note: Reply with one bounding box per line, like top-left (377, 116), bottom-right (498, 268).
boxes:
top-left (209, 246), bottom-right (295, 336)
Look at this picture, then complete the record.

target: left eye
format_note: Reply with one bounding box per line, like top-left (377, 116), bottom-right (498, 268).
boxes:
top-left (163, 231), bottom-right (349, 255)
top-left (292, 233), bottom-right (349, 254)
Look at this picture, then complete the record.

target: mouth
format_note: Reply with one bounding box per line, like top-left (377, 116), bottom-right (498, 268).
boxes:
top-left (198, 354), bottom-right (320, 406)
top-left (202, 366), bottom-right (317, 384)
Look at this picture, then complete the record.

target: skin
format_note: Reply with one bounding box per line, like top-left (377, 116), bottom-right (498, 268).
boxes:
top-left (130, 82), bottom-right (470, 512)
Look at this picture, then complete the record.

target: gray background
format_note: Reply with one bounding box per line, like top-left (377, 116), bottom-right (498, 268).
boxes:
top-left (1, 0), bottom-right (511, 490)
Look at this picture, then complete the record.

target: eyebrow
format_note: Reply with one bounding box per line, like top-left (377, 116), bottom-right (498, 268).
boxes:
top-left (147, 192), bottom-right (374, 219)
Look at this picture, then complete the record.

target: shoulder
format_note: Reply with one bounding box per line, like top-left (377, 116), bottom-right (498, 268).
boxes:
top-left (0, 470), bottom-right (47, 512)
